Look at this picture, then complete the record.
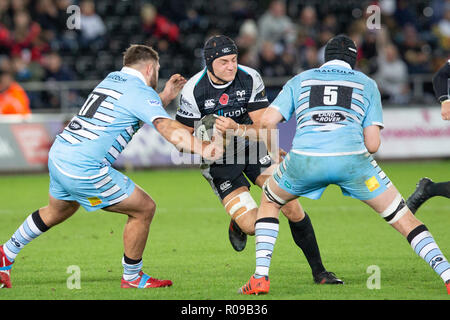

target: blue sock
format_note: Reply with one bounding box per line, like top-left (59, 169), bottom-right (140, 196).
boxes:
top-left (3, 211), bottom-right (49, 262)
top-left (408, 225), bottom-right (450, 283)
top-left (122, 255), bottom-right (143, 281)
top-left (254, 217), bottom-right (279, 279)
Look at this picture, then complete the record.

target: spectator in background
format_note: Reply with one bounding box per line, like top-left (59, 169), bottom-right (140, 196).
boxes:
top-left (34, 0), bottom-right (60, 33)
top-left (0, 0), bottom-right (12, 30)
top-left (258, 41), bottom-right (290, 77)
top-left (7, 10), bottom-right (43, 61)
top-left (297, 6), bottom-right (320, 40)
top-left (42, 51), bottom-right (74, 82)
top-left (257, 0), bottom-right (296, 49)
top-left (398, 24), bottom-right (432, 74)
top-left (322, 13), bottom-right (339, 35)
top-left (316, 28), bottom-right (335, 65)
top-left (374, 43), bottom-right (410, 104)
top-left (141, 3), bottom-right (180, 43)
top-left (10, 0), bottom-right (28, 13)
top-left (41, 50), bottom-right (75, 109)
top-left (0, 66), bottom-right (31, 115)
top-left (433, 4), bottom-right (450, 51)
top-left (12, 55), bottom-right (44, 82)
top-left (394, 0), bottom-right (417, 28)
top-left (236, 19), bottom-right (259, 69)
top-left (79, 0), bottom-right (106, 50)
top-left (301, 45), bottom-right (320, 70)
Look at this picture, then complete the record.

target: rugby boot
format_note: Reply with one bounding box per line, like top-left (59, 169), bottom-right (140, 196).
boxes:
top-left (313, 270), bottom-right (344, 284)
top-left (121, 271), bottom-right (172, 288)
top-left (406, 178), bottom-right (433, 214)
top-left (238, 275), bottom-right (270, 295)
top-left (0, 245), bottom-right (13, 288)
top-left (229, 219), bottom-right (247, 252)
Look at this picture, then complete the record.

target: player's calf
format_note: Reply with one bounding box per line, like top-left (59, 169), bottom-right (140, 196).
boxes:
top-left (368, 189), bottom-right (450, 293)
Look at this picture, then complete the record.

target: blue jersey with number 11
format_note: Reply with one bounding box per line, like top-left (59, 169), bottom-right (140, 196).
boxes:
top-left (49, 67), bottom-right (170, 177)
top-left (271, 60), bottom-right (383, 155)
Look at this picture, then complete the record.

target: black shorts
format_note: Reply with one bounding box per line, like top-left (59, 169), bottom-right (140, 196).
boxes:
top-left (201, 142), bottom-right (273, 200)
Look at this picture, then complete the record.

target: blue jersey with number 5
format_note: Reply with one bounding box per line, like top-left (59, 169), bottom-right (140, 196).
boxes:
top-left (49, 67), bottom-right (171, 176)
top-left (271, 60), bottom-right (383, 155)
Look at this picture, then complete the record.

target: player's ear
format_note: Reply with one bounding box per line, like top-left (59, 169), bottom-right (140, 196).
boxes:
top-left (146, 62), bottom-right (153, 77)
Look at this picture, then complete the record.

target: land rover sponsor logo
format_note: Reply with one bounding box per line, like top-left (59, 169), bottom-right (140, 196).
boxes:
top-left (312, 112), bottom-right (345, 123)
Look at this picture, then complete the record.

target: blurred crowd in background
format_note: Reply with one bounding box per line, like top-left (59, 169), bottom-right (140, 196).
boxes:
top-left (0, 0), bottom-right (449, 113)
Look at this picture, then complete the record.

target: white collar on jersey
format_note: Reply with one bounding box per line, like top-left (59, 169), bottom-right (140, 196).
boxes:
top-left (206, 68), bottom-right (233, 89)
top-left (121, 66), bottom-right (148, 86)
top-left (321, 59), bottom-right (352, 69)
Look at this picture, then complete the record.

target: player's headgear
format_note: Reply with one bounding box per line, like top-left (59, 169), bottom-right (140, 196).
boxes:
top-left (203, 35), bottom-right (238, 80)
top-left (324, 35), bottom-right (358, 69)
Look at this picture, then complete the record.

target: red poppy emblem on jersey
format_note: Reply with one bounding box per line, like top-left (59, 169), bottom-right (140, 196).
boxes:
top-left (219, 93), bottom-right (229, 105)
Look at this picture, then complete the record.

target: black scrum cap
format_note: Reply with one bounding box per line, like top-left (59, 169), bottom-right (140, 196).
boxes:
top-left (203, 35), bottom-right (238, 74)
top-left (324, 35), bottom-right (358, 68)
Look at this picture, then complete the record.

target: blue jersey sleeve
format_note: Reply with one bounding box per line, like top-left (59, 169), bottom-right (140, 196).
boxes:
top-left (362, 80), bottom-right (383, 128)
top-left (129, 88), bottom-right (171, 125)
top-left (270, 79), bottom-right (296, 122)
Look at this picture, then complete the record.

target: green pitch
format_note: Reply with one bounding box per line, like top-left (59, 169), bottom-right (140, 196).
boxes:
top-left (0, 160), bottom-right (449, 300)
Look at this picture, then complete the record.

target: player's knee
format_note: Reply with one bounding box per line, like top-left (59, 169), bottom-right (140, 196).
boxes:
top-left (224, 192), bottom-right (258, 233)
top-left (281, 200), bottom-right (304, 222)
top-left (262, 180), bottom-right (287, 208)
top-left (380, 193), bottom-right (408, 225)
top-left (141, 198), bottom-right (156, 222)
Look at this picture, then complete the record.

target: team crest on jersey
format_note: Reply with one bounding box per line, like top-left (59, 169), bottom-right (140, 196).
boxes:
top-left (219, 93), bottom-right (229, 105)
top-left (236, 90), bottom-right (245, 100)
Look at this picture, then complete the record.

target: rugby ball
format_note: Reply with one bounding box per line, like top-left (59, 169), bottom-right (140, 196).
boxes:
top-left (195, 114), bottom-right (217, 141)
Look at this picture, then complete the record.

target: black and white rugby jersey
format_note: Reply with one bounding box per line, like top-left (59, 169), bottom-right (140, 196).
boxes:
top-left (175, 65), bottom-right (269, 160)
top-left (175, 65), bottom-right (269, 127)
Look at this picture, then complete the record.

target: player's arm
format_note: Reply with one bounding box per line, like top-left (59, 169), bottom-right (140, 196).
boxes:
top-left (158, 74), bottom-right (187, 107)
top-left (363, 125), bottom-right (381, 153)
top-left (153, 117), bottom-right (222, 160)
top-left (363, 79), bottom-right (384, 153)
top-left (432, 61), bottom-right (450, 120)
top-left (259, 107), bottom-right (285, 162)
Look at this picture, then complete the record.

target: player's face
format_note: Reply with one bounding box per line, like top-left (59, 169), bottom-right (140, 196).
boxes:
top-left (212, 54), bottom-right (238, 83)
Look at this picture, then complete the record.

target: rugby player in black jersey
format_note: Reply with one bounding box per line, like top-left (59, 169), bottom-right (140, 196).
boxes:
top-left (175, 35), bottom-right (342, 284)
top-left (406, 60), bottom-right (450, 213)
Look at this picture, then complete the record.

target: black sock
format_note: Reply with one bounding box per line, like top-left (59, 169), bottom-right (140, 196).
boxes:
top-left (32, 210), bottom-right (50, 232)
top-left (426, 181), bottom-right (450, 198)
top-left (123, 254), bottom-right (142, 265)
top-left (288, 213), bottom-right (325, 276)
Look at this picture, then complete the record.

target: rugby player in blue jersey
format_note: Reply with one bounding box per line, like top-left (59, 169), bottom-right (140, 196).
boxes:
top-left (236, 35), bottom-right (450, 295)
top-left (0, 45), bottom-right (223, 289)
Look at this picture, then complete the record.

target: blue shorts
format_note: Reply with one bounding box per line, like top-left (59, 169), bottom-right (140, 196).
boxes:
top-left (48, 158), bottom-right (135, 212)
top-left (273, 151), bottom-right (392, 201)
